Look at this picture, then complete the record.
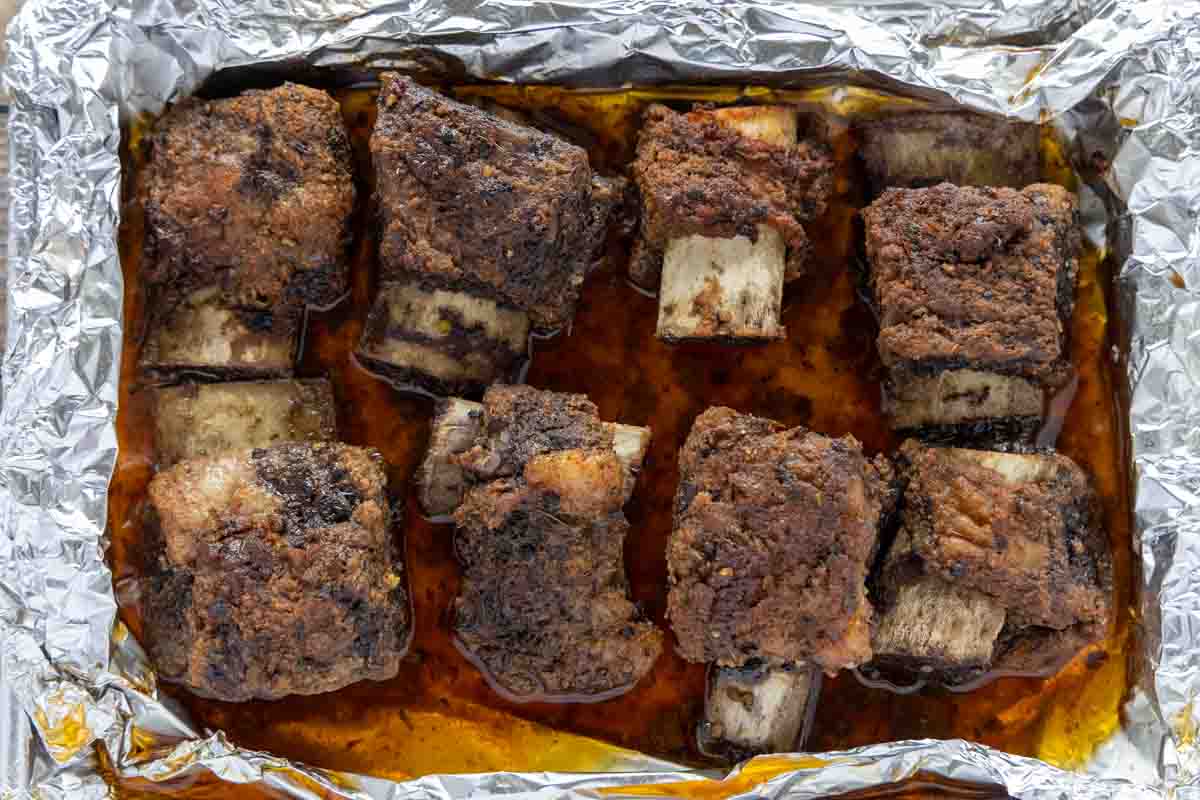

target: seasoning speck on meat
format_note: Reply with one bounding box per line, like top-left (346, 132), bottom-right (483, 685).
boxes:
top-left (861, 183), bottom-right (1081, 439)
top-left (143, 442), bottom-right (409, 702)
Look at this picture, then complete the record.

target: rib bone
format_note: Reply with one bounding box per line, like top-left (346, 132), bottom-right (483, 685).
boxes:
top-left (656, 107), bottom-right (797, 342)
top-left (153, 379), bottom-right (336, 467)
top-left (140, 287), bottom-right (299, 381)
top-left (700, 663), bottom-right (820, 757)
top-left (358, 281), bottom-right (530, 397)
top-left (415, 398), bottom-right (484, 519)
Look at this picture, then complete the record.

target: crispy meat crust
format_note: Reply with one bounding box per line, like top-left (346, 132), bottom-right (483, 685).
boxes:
top-left (449, 385), bottom-right (661, 699)
top-left (372, 74), bottom-right (608, 331)
top-left (880, 441), bottom-right (1112, 675)
top-left (143, 442), bottom-right (409, 702)
top-left (454, 484), bottom-right (662, 699)
top-left (667, 407), bottom-right (890, 673)
top-left (631, 104), bottom-right (834, 288)
top-left (142, 83), bottom-right (355, 312)
top-left (862, 183), bottom-right (1081, 385)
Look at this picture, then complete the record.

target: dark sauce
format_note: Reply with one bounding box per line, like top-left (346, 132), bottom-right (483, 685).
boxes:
top-left (107, 83), bottom-right (1133, 790)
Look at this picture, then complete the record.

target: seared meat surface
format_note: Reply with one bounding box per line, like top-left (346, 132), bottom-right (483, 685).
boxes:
top-left (667, 407), bottom-right (891, 674)
top-left (424, 385), bottom-right (660, 700)
top-left (360, 75), bottom-right (617, 394)
top-left (455, 486), bottom-right (661, 700)
top-left (371, 75), bottom-right (607, 330)
top-left (152, 379), bottom-right (336, 467)
top-left (143, 442), bottom-right (409, 702)
top-left (871, 441), bottom-right (1111, 684)
top-left (142, 82), bottom-right (355, 312)
top-left (862, 183), bottom-right (1080, 435)
top-left (631, 103), bottom-right (833, 294)
top-left (858, 111), bottom-right (1040, 195)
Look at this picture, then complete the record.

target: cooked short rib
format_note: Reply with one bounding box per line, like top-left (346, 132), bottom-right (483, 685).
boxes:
top-left (870, 441), bottom-right (1112, 685)
top-left (667, 407), bottom-right (891, 754)
top-left (139, 83), bottom-right (354, 381)
top-left (143, 442), bottom-right (409, 702)
top-left (359, 75), bottom-right (618, 396)
top-left (416, 385), bottom-right (660, 700)
top-left (152, 379), bottom-right (337, 467)
top-left (861, 183), bottom-right (1081, 438)
top-left (631, 104), bottom-right (833, 341)
top-left (857, 111), bottom-right (1040, 196)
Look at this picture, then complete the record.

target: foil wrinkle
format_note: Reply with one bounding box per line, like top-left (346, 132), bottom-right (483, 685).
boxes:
top-left (3, 0), bottom-right (1200, 797)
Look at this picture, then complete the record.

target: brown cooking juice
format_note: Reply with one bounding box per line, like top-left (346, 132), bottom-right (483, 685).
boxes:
top-left (108, 81), bottom-right (1133, 787)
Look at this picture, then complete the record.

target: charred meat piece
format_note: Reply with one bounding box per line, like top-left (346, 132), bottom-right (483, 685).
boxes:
top-left (143, 442), bottom-right (409, 702)
top-left (139, 287), bottom-right (300, 383)
top-left (361, 75), bottom-right (617, 395)
top-left (631, 104), bottom-right (833, 341)
top-left (142, 82), bottom-right (355, 312)
top-left (419, 385), bottom-right (659, 700)
top-left (668, 407), bottom-right (889, 669)
top-left (667, 407), bottom-right (890, 754)
top-left (857, 111), bottom-right (1039, 196)
top-left (152, 379), bottom-right (337, 467)
top-left (862, 183), bottom-right (1081, 437)
top-left (371, 75), bottom-right (609, 329)
top-left (870, 441), bottom-right (1111, 685)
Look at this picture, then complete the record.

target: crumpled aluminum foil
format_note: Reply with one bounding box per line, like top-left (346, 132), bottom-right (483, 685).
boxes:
top-left (2, 0), bottom-right (1198, 797)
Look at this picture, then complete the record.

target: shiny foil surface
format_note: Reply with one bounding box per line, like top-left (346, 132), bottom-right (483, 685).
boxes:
top-left (2, 0), bottom-right (1198, 797)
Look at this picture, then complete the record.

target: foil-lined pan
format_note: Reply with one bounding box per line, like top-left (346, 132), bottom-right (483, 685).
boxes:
top-left (3, 0), bottom-right (1198, 797)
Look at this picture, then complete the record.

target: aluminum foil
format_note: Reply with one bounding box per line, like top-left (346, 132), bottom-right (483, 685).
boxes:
top-left (3, 0), bottom-right (1198, 797)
